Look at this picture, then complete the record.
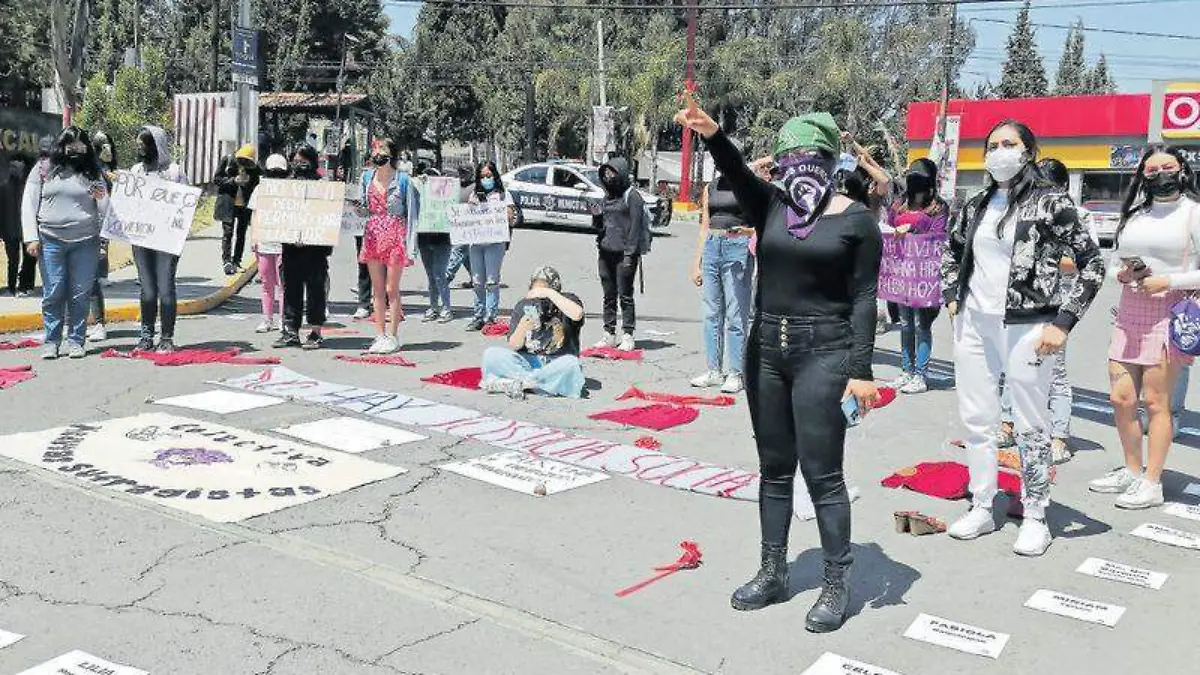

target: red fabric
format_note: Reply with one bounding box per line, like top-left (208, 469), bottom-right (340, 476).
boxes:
top-left (481, 320), bottom-right (511, 337)
top-left (588, 403), bottom-right (700, 431)
top-left (617, 386), bottom-right (735, 407)
top-left (335, 354), bottom-right (416, 367)
top-left (581, 346), bottom-right (644, 361)
top-left (0, 365), bottom-right (35, 389)
top-left (906, 94), bottom-right (1150, 141)
top-left (102, 348), bottom-right (280, 366)
top-left (0, 339), bottom-right (41, 351)
top-left (875, 386), bottom-right (897, 409)
top-left (634, 435), bottom-right (662, 450)
top-left (881, 461), bottom-right (1022, 501)
top-left (421, 367), bottom-right (483, 391)
top-left (615, 541), bottom-right (703, 598)
top-left (320, 327), bottom-right (361, 336)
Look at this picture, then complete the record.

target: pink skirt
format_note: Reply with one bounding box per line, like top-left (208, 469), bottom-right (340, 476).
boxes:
top-left (1109, 286), bottom-right (1194, 366)
top-left (359, 214), bottom-right (412, 268)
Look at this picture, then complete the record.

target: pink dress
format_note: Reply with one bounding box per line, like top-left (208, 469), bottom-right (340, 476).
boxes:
top-left (1109, 285), bottom-right (1194, 365)
top-left (358, 179), bottom-right (411, 267)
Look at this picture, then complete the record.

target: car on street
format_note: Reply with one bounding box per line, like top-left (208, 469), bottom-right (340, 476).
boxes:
top-left (502, 161), bottom-right (672, 231)
top-left (1084, 200), bottom-right (1121, 246)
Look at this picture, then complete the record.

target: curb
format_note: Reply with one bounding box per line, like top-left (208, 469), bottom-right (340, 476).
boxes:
top-left (0, 261), bottom-right (259, 335)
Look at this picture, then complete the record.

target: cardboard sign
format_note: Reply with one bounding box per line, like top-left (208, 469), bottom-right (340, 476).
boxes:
top-left (878, 234), bottom-right (944, 308)
top-left (1131, 522), bottom-right (1200, 550)
top-left (14, 650), bottom-right (147, 675)
top-left (1076, 558), bottom-right (1168, 590)
top-left (154, 389), bottom-right (284, 414)
top-left (0, 413), bottom-right (406, 522)
top-left (251, 178), bottom-right (343, 246)
top-left (274, 416), bottom-right (426, 454)
top-left (0, 628), bottom-right (24, 649)
top-left (903, 613), bottom-right (1008, 659)
top-left (449, 201), bottom-right (510, 246)
top-left (442, 450), bottom-right (610, 496)
top-left (101, 171), bottom-right (200, 256)
top-left (341, 182), bottom-right (367, 236)
top-left (800, 652), bottom-right (904, 675)
top-left (417, 176), bottom-right (459, 234)
top-left (1163, 502), bottom-right (1200, 523)
top-left (1024, 589), bottom-right (1125, 627)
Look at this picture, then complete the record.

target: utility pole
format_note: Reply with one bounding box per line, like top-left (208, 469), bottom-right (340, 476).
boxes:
top-left (236, 0), bottom-right (251, 148)
top-left (935, 2), bottom-right (957, 164)
top-left (597, 19), bottom-right (606, 108)
top-left (679, 0), bottom-right (698, 203)
top-left (524, 71), bottom-right (535, 164)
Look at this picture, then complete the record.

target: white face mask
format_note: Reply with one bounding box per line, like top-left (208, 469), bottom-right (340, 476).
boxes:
top-left (984, 147), bottom-right (1026, 183)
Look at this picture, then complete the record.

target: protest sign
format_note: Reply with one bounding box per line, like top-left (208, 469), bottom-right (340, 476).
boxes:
top-left (154, 389), bottom-right (284, 414)
top-left (1076, 558), bottom-right (1168, 590)
top-left (101, 171), bottom-right (201, 256)
top-left (14, 650), bottom-right (147, 675)
top-left (903, 613), bottom-right (1008, 659)
top-left (1024, 590), bottom-right (1125, 627)
top-left (342, 182), bottom-right (367, 236)
top-left (442, 450), bottom-right (610, 496)
top-left (251, 178), bottom-right (343, 246)
top-left (449, 201), bottom-right (510, 246)
top-left (1164, 501), bottom-right (1200, 523)
top-left (275, 416), bottom-right (426, 453)
top-left (878, 233), bottom-right (944, 308)
top-left (417, 176), bottom-right (459, 234)
top-left (1131, 522), bottom-right (1200, 550)
top-left (0, 413), bottom-right (407, 522)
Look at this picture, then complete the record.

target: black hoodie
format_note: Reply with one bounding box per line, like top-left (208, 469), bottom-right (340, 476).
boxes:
top-left (592, 157), bottom-right (646, 256)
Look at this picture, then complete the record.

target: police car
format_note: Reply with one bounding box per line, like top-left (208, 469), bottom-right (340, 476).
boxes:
top-left (502, 161), bottom-right (671, 230)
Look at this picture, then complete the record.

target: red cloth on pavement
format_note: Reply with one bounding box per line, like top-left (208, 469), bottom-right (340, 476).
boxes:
top-left (588, 403), bottom-right (700, 431)
top-left (335, 354), bottom-right (416, 367)
top-left (481, 320), bottom-right (511, 337)
top-left (320, 327), bottom-right (361, 336)
top-left (617, 386), bottom-right (735, 407)
top-left (0, 339), bottom-right (41, 351)
top-left (0, 365), bottom-right (35, 389)
top-left (581, 346), bottom-right (644, 361)
top-left (102, 348), bottom-right (280, 366)
top-left (881, 461), bottom-right (1022, 500)
top-left (615, 541), bottom-right (703, 598)
top-left (634, 435), bottom-right (662, 450)
top-left (421, 367), bottom-right (483, 391)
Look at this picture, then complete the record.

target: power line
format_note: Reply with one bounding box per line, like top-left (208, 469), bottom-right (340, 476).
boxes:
top-left (968, 17), bottom-right (1200, 40)
top-left (385, 0), bottom-right (1197, 8)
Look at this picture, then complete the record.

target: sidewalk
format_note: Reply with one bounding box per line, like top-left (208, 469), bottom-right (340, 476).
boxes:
top-left (0, 223), bottom-right (257, 334)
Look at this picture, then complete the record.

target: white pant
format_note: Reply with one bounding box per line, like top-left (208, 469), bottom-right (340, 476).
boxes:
top-left (954, 308), bottom-right (1055, 519)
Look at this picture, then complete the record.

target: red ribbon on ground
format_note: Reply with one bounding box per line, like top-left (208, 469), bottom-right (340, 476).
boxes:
top-left (580, 346), bottom-right (644, 361)
top-left (421, 367), bottom-right (484, 390)
top-left (634, 435), bottom-right (662, 450)
top-left (319, 327), bottom-right (361, 336)
top-left (101, 348), bottom-right (280, 366)
top-left (335, 354), bottom-right (416, 367)
top-left (617, 386), bottom-right (735, 407)
top-left (0, 339), bottom-right (41, 351)
top-left (615, 541), bottom-right (703, 598)
top-left (0, 365), bottom-right (35, 389)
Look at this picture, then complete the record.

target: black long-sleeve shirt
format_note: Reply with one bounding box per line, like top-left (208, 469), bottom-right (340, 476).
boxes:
top-left (706, 130), bottom-right (881, 381)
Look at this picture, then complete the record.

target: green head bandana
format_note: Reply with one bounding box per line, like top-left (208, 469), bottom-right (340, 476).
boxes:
top-left (774, 112), bottom-right (841, 158)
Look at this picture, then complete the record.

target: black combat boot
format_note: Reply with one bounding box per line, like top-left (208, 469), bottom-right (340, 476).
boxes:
top-left (730, 544), bottom-right (789, 611)
top-left (805, 561), bottom-right (851, 632)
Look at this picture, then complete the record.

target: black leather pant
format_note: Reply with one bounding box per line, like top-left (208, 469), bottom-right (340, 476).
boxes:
top-left (598, 249), bottom-right (638, 334)
top-left (745, 312), bottom-right (854, 565)
top-left (221, 207), bottom-right (252, 266)
top-left (281, 244), bottom-right (329, 333)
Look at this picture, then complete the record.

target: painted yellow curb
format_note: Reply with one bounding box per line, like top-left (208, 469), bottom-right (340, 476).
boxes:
top-left (0, 261), bottom-right (259, 335)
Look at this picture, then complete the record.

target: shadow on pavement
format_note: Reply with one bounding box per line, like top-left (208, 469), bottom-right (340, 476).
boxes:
top-left (786, 542), bottom-right (920, 617)
top-left (1044, 500), bottom-right (1112, 539)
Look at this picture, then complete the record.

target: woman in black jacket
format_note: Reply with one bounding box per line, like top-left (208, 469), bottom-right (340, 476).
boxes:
top-left (591, 157), bottom-right (648, 352)
top-left (213, 144), bottom-right (261, 275)
top-left (676, 94), bottom-right (880, 632)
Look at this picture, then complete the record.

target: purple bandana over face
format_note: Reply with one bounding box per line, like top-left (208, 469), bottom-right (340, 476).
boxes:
top-left (777, 151), bottom-right (835, 240)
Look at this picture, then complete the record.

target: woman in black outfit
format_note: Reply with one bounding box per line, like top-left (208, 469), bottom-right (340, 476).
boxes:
top-left (676, 94), bottom-right (881, 632)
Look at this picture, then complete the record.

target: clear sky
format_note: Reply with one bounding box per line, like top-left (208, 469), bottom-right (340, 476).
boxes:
top-left (384, 1), bottom-right (1200, 94)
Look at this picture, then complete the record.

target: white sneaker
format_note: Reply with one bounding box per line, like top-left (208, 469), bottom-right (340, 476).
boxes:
top-left (691, 370), bottom-right (724, 388)
top-left (367, 335), bottom-right (389, 354)
top-left (888, 372), bottom-right (913, 389)
top-left (1088, 467), bottom-right (1140, 494)
top-left (1013, 518), bottom-right (1052, 557)
top-left (352, 308), bottom-right (371, 320)
top-left (40, 343), bottom-right (59, 360)
top-left (86, 323), bottom-right (107, 343)
top-left (948, 507), bottom-right (996, 540)
top-left (594, 333), bottom-right (618, 349)
top-left (1115, 478), bottom-right (1164, 510)
top-left (900, 375), bottom-right (928, 394)
top-left (66, 342), bottom-right (86, 359)
top-left (255, 320), bottom-right (272, 333)
top-left (720, 372), bottom-right (744, 394)
top-left (618, 333), bottom-right (636, 351)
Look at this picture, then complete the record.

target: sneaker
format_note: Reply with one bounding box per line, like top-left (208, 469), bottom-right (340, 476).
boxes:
top-left (900, 375), bottom-right (928, 394)
top-left (255, 320), bottom-right (273, 333)
top-left (465, 318), bottom-right (485, 332)
top-left (438, 309), bottom-right (453, 324)
top-left (86, 323), bottom-right (107, 343)
top-left (948, 507), bottom-right (996, 540)
top-left (367, 335), bottom-right (389, 354)
top-left (482, 377), bottom-right (526, 400)
top-left (996, 423), bottom-right (1016, 449)
top-left (1050, 438), bottom-right (1073, 465)
top-left (618, 333), bottom-right (636, 352)
top-left (1013, 518), bottom-right (1052, 557)
top-left (721, 372), bottom-right (745, 394)
top-left (40, 343), bottom-right (59, 360)
top-left (594, 333), bottom-right (618, 349)
top-left (1089, 467), bottom-right (1140, 494)
top-left (691, 370), bottom-right (724, 388)
top-left (135, 337), bottom-right (156, 352)
top-left (888, 372), bottom-right (913, 389)
top-left (66, 342), bottom-right (86, 359)
top-left (1115, 477), bottom-right (1165, 510)
top-left (156, 338), bottom-right (176, 354)
top-left (422, 308), bottom-right (439, 323)
top-left (273, 332), bottom-right (302, 348)
top-left (302, 330), bottom-right (324, 350)
top-left (16, 290), bottom-right (32, 298)
top-left (352, 307), bottom-right (371, 320)
top-left (223, 262), bottom-right (237, 276)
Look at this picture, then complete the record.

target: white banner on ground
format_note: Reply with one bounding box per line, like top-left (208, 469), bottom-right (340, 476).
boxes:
top-left (214, 367), bottom-right (766, 502)
top-left (903, 613), bottom-right (1008, 659)
top-left (1131, 522), bottom-right (1200, 550)
top-left (14, 650), bottom-right (147, 675)
top-left (1163, 502), bottom-right (1200, 523)
top-left (0, 413), bottom-right (406, 522)
top-left (449, 201), bottom-right (510, 246)
top-left (800, 652), bottom-right (905, 675)
top-left (442, 450), bottom-right (610, 496)
top-left (154, 389), bottom-right (284, 414)
top-left (101, 171), bottom-right (200, 256)
top-left (251, 178), bottom-right (344, 246)
top-left (274, 416), bottom-right (426, 454)
top-left (0, 628), bottom-right (24, 649)
top-left (1024, 589), bottom-right (1125, 627)
top-left (1076, 557), bottom-right (1168, 590)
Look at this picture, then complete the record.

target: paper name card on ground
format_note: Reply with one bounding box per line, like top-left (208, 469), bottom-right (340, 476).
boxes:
top-left (903, 613), bottom-right (1008, 659)
top-left (14, 650), bottom-right (148, 675)
top-left (1131, 522), bottom-right (1200, 550)
top-left (274, 416), bottom-right (426, 454)
top-left (1184, 482), bottom-right (1200, 498)
top-left (155, 389), bottom-right (284, 414)
top-left (1024, 589), bottom-right (1125, 627)
top-left (0, 628), bottom-right (24, 649)
top-left (442, 450), bottom-right (610, 496)
top-left (1076, 558), bottom-right (1168, 590)
top-left (1163, 502), bottom-right (1200, 523)
top-left (800, 652), bottom-right (905, 675)
top-left (0, 413), bottom-right (406, 522)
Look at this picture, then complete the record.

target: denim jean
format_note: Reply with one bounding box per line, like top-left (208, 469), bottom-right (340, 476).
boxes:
top-left (899, 305), bottom-right (939, 377)
top-left (418, 238), bottom-right (452, 311)
top-left (132, 246), bottom-right (180, 340)
top-left (1000, 346), bottom-right (1071, 439)
top-left (469, 242), bottom-right (506, 321)
top-left (482, 347), bottom-right (585, 398)
top-left (40, 236), bottom-right (99, 347)
top-left (701, 234), bottom-right (754, 373)
top-left (446, 244), bottom-right (471, 282)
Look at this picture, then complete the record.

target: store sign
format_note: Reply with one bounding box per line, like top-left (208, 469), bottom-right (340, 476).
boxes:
top-left (231, 27), bottom-right (261, 88)
top-left (1150, 81), bottom-right (1200, 141)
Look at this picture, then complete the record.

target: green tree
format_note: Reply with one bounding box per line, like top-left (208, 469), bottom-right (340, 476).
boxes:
top-left (1053, 21), bottom-right (1087, 95)
top-left (0, 0), bottom-right (52, 106)
top-left (78, 45), bottom-right (173, 164)
top-left (1085, 54), bottom-right (1116, 94)
top-left (997, 0), bottom-right (1048, 98)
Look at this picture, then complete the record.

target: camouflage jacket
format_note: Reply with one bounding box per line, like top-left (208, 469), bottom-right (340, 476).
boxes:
top-left (940, 185), bottom-right (1104, 331)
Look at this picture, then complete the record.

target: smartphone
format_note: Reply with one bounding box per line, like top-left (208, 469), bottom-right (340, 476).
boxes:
top-left (841, 394), bottom-right (862, 427)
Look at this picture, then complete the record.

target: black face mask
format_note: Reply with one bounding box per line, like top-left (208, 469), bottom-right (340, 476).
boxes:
top-left (265, 169), bottom-right (288, 178)
top-left (372, 154), bottom-right (391, 167)
top-left (292, 161), bottom-right (313, 175)
top-left (1147, 171), bottom-right (1183, 198)
top-left (64, 151), bottom-right (89, 169)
